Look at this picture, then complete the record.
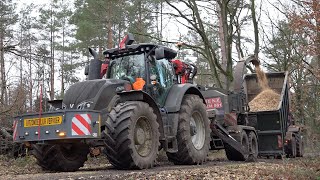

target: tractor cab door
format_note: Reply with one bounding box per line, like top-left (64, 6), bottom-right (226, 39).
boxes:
top-left (149, 56), bottom-right (175, 106)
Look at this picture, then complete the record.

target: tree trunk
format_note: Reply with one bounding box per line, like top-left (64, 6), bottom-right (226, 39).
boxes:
top-left (217, 1), bottom-right (232, 90)
top-left (50, 3), bottom-right (55, 101)
top-left (29, 36), bottom-right (33, 112)
top-left (137, 1), bottom-right (143, 43)
top-left (61, 21), bottom-right (65, 98)
top-left (217, 1), bottom-right (228, 89)
top-left (107, 1), bottom-right (113, 49)
top-left (251, 0), bottom-right (259, 59)
top-left (0, 30), bottom-right (7, 105)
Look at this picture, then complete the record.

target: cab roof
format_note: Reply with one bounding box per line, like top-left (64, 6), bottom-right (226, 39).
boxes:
top-left (103, 43), bottom-right (177, 60)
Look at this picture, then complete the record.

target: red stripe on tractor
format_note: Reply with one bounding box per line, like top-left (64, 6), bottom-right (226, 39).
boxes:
top-left (72, 122), bottom-right (85, 135)
top-left (75, 114), bottom-right (92, 133)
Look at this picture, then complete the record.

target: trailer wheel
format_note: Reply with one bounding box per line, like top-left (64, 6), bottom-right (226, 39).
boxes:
top-left (225, 131), bottom-right (249, 161)
top-left (248, 131), bottom-right (258, 161)
top-left (296, 136), bottom-right (304, 157)
top-left (167, 95), bottom-right (210, 165)
top-left (32, 143), bottom-right (89, 172)
top-left (286, 136), bottom-right (297, 158)
top-left (103, 101), bottom-right (160, 169)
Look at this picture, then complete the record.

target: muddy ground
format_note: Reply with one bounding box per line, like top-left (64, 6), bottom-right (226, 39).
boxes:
top-left (0, 150), bottom-right (319, 180)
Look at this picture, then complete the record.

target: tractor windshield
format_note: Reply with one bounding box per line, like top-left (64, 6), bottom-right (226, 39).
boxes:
top-left (108, 53), bottom-right (145, 82)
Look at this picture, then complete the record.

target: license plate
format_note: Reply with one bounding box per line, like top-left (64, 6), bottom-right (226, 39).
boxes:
top-left (24, 116), bottom-right (63, 127)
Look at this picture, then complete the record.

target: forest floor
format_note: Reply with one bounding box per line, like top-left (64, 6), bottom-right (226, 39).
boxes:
top-left (0, 150), bottom-right (319, 180)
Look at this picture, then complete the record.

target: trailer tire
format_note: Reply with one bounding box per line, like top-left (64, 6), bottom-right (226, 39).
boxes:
top-left (103, 101), bottom-right (160, 169)
top-left (167, 95), bottom-right (210, 165)
top-left (296, 137), bottom-right (304, 157)
top-left (225, 131), bottom-right (249, 161)
top-left (32, 143), bottom-right (89, 172)
top-left (286, 136), bottom-right (297, 158)
top-left (248, 131), bottom-right (258, 161)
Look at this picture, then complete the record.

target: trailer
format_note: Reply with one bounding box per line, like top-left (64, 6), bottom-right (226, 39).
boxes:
top-left (199, 55), bottom-right (304, 160)
top-left (244, 72), bottom-right (304, 158)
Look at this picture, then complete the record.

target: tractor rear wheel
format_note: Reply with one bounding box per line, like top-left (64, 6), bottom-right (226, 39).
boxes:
top-left (225, 131), bottom-right (249, 161)
top-left (103, 101), bottom-right (160, 169)
top-left (32, 143), bottom-right (89, 172)
top-left (167, 95), bottom-right (210, 165)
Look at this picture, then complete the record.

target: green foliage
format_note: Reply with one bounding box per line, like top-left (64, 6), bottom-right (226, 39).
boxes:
top-left (0, 0), bottom-right (18, 37)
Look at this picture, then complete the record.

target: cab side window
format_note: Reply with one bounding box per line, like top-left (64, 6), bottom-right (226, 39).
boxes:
top-left (156, 59), bottom-right (173, 88)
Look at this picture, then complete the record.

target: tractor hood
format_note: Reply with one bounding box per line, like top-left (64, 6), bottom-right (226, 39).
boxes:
top-left (63, 79), bottom-right (129, 110)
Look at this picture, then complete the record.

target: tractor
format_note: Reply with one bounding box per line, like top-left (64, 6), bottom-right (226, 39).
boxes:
top-left (14, 34), bottom-right (212, 171)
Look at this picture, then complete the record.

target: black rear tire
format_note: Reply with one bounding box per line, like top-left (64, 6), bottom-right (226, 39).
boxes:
top-left (103, 101), bottom-right (160, 169)
top-left (248, 131), bottom-right (258, 161)
top-left (286, 137), bottom-right (297, 158)
top-left (32, 143), bottom-right (89, 172)
top-left (167, 95), bottom-right (210, 165)
top-left (225, 131), bottom-right (249, 161)
top-left (296, 136), bottom-right (304, 157)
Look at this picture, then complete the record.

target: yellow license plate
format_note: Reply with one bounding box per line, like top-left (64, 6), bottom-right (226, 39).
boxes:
top-left (24, 116), bottom-right (63, 127)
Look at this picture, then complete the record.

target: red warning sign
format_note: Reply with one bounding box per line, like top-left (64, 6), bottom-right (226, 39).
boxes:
top-left (205, 97), bottom-right (223, 109)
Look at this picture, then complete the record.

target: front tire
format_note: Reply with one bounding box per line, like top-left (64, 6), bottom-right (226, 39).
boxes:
top-left (167, 95), bottom-right (210, 165)
top-left (103, 101), bottom-right (160, 169)
top-left (32, 143), bottom-right (89, 172)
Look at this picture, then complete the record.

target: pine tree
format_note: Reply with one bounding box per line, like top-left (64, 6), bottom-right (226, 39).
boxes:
top-left (0, 0), bottom-right (18, 106)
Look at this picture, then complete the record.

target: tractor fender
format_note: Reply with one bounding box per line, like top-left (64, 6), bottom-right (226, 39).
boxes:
top-left (117, 90), bottom-right (164, 140)
top-left (164, 84), bottom-right (205, 113)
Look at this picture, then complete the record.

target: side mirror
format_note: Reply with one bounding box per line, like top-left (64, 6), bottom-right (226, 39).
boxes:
top-left (155, 47), bottom-right (165, 60)
top-left (84, 65), bottom-right (89, 75)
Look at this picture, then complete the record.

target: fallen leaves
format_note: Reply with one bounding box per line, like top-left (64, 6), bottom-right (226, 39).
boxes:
top-left (0, 151), bottom-right (319, 180)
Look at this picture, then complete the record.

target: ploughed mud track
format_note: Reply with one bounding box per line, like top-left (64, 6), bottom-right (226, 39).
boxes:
top-left (1, 151), bottom-right (319, 180)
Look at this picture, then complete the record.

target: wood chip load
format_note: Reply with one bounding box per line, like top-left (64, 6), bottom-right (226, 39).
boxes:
top-left (249, 66), bottom-right (281, 112)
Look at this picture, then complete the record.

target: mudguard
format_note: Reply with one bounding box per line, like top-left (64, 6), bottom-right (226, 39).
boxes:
top-left (164, 84), bottom-right (205, 113)
top-left (63, 79), bottom-right (130, 111)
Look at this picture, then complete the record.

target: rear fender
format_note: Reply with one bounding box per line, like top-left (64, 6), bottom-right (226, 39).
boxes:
top-left (117, 90), bottom-right (164, 140)
top-left (164, 84), bottom-right (205, 113)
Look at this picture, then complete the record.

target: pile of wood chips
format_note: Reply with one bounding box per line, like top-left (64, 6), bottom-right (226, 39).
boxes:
top-left (249, 88), bottom-right (280, 112)
top-left (249, 65), bottom-right (281, 112)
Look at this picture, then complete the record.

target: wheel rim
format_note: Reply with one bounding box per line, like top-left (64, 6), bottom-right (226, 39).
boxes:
top-left (134, 116), bottom-right (153, 157)
top-left (190, 111), bottom-right (205, 150)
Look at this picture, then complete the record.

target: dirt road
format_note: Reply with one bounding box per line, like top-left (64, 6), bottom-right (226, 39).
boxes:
top-left (1, 151), bottom-right (319, 180)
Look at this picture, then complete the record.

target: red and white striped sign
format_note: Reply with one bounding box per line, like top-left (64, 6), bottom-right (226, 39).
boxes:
top-left (72, 114), bottom-right (92, 136)
top-left (13, 120), bottom-right (18, 141)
